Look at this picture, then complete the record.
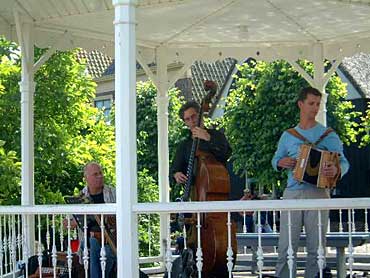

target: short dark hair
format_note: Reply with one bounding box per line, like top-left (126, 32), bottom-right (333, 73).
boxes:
top-left (297, 87), bottom-right (322, 103)
top-left (179, 101), bottom-right (200, 120)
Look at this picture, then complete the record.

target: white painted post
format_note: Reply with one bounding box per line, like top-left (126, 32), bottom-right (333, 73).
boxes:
top-left (312, 43), bottom-right (327, 126)
top-left (112, 0), bottom-right (139, 277)
top-left (17, 17), bottom-right (36, 256)
top-left (156, 46), bottom-right (171, 263)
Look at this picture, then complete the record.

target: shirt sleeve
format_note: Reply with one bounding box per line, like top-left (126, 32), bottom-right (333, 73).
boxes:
top-left (110, 187), bottom-right (116, 203)
top-left (271, 131), bottom-right (289, 171)
top-left (323, 132), bottom-right (350, 177)
top-left (199, 129), bottom-right (232, 164)
top-left (170, 141), bottom-right (188, 182)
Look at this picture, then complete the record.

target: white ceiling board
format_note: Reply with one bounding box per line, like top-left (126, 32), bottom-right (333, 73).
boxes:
top-left (1, 0), bottom-right (370, 62)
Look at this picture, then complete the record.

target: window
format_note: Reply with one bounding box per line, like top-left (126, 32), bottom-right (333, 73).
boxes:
top-left (94, 98), bottom-right (112, 119)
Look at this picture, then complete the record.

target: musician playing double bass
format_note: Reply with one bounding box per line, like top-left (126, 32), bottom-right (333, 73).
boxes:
top-left (272, 87), bottom-right (349, 278)
top-left (170, 81), bottom-right (234, 278)
top-left (172, 100), bottom-right (232, 184)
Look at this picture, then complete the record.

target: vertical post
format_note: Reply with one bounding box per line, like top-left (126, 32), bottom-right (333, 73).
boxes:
top-left (312, 43), bottom-right (327, 126)
top-left (156, 46), bottom-right (171, 262)
top-left (113, 0), bottom-right (138, 277)
top-left (17, 17), bottom-right (36, 256)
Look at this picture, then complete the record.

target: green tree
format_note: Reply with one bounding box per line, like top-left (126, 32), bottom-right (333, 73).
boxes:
top-left (134, 81), bottom-right (186, 257)
top-left (137, 169), bottom-right (160, 258)
top-left (359, 106), bottom-right (370, 146)
top-left (222, 60), bottom-right (359, 191)
top-left (0, 37), bottom-right (188, 258)
top-left (0, 140), bottom-right (21, 205)
top-left (0, 38), bottom-right (115, 204)
top-left (136, 81), bottom-right (187, 180)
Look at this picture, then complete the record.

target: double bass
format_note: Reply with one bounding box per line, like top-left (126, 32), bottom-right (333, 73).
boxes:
top-left (180, 80), bottom-right (237, 278)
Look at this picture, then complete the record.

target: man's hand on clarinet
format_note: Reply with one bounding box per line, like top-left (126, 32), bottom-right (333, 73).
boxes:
top-left (174, 172), bottom-right (187, 184)
top-left (278, 157), bottom-right (297, 169)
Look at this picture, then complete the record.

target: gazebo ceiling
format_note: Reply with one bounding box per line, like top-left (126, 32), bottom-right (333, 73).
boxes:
top-left (2, 0), bottom-right (370, 62)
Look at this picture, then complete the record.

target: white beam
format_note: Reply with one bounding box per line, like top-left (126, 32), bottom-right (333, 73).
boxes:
top-left (155, 46), bottom-right (170, 266)
top-left (33, 31), bottom-right (71, 72)
top-left (136, 51), bottom-right (158, 84)
top-left (113, 1), bottom-right (138, 278)
top-left (167, 58), bottom-right (196, 88)
top-left (312, 43), bottom-right (327, 126)
top-left (323, 58), bottom-right (342, 86)
top-left (13, 10), bottom-right (27, 63)
top-left (286, 59), bottom-right (315, 88)
top-left (16, 14), bottom-right (36, 256)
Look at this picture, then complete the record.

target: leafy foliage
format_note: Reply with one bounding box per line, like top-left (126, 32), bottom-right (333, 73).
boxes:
top-left (136, 81), bottom-right (187, 179)
top-left (34, 49), bottom-right (117, 197)
top-left (0, 39), bottom-right (115, 204)
top-left (0, 141), bottom-right (21, 205)
top-left (359, 105), bottom-right (370, 146)
top-left (222, 60), bottom-right (359, 190)
top-left (0, 36), bottom-right (187, 256)
top-left (134, 81), bottom-right (186, 256)
top-left (137, 169), bottom-right (160, 257)
top-left (0, 55), bottom-right (21, 151)
top-left (0, 37), bottom-right (19, 61)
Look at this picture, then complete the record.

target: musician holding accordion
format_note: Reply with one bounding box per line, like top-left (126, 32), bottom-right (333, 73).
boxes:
top-left (271, 87), bottom-right (349, 278)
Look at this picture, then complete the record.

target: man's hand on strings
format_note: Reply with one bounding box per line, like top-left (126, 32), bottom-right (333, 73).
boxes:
top-left (278, 157), bottom-right (297, 169)
top-left (174, 172), bottom-right (187, 184)
top-left (191, 127), bottom-right (211, 141)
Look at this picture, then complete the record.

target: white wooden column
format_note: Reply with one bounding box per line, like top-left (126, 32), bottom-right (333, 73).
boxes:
top-left (113, 1), bottom-right (138, 277)
top-left (16, 14), bottom-right (36, 256)
top-left (287, 43), bottom-right (343, 127)
top-left (156, 46), bottom-right (170, 261)
top-left (312, 43), bottom-right (327, 126)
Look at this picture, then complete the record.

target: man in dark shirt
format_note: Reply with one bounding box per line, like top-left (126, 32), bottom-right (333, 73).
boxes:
top-left (65, 162), bottom-right (116, 278)
top-left (171, 101), bottom-right (231, 184)
top-left (170, 101), bottom-right (233, 278)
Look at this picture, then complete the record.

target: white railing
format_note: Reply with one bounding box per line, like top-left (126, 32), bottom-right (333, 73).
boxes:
top-left (0, 199), bottom-right (369, 278)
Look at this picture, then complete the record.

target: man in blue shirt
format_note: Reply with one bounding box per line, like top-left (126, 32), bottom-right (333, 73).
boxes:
top-left (272, 87), bottom-right (349, 278)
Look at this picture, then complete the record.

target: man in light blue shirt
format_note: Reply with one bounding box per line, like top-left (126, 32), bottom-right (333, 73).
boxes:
top-left (272, 87), bottom-right (349, 278)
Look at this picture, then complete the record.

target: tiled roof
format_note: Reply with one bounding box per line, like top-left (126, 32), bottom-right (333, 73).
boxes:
top-left (191, 58), bottom-right (237, 104)
top-left (340, 53), bottom-right (370, 98)
top-left (76, 50), bottom-right (113, 79)
top-left (94, 54), bottom-right (237, 104)
top-left (78, 48), bottom-right (370, 101)
top-left (102, 62), bottom-right (115, 76)
top-left (101, 61), bottom-right (149, 76)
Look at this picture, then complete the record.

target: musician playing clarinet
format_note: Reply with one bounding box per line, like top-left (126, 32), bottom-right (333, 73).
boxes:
top-left (272, 87), bottom-right (349, 278)
top-left (64, 162), bottom-right (116, 278)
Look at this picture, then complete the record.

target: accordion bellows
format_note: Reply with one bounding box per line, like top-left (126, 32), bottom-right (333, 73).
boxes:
top-left (293, 144), bottom-right (341, 189)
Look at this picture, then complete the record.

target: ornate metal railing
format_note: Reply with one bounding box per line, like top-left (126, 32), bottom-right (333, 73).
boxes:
top-left (0, 198), bottom-right (369, 278)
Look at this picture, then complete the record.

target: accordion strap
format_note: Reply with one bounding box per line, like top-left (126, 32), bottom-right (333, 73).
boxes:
top-left (286, 127), bottom-right (334, 146)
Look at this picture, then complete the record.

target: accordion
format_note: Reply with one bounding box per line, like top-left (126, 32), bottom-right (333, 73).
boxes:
top-left (293, 144), bottom-right (340, 189)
